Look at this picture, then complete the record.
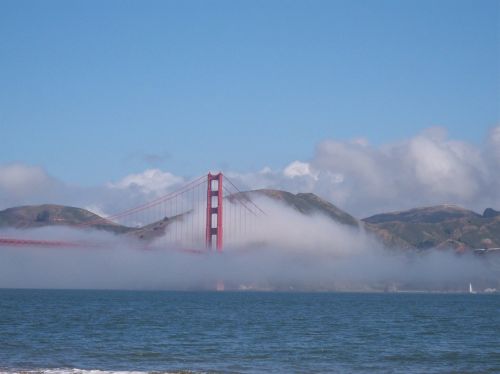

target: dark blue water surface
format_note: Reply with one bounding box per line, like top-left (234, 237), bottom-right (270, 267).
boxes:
top-left (0, 290), bottom-right (499, 373)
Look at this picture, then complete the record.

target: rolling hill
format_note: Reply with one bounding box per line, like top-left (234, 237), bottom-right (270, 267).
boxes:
top-left (362, 205), bottom-right (500, 251)
top-left (1, 194), bottom-right (499, 252)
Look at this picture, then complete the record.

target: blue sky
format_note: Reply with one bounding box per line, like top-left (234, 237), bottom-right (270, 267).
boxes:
top-left (0, 0), bottom-right (498, 185)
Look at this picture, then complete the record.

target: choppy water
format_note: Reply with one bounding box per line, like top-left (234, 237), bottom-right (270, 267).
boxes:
top-left (0, 289), bottom-right (499, 373)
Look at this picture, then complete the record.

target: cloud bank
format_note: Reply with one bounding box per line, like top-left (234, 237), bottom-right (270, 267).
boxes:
top-left (229, 126), bottom-right (500, 217)
top-left (0, 127), bottom-right (499, 218)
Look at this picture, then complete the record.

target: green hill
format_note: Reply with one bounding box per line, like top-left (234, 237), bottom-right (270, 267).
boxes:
top-left (239, 189), bottom-right (359, 227)
top-left (363, 205), bottom-right (500, 251)
top-left (1, 197), bottom-right (499, 252)
top-left (0, 204), bottom-right (134, 234)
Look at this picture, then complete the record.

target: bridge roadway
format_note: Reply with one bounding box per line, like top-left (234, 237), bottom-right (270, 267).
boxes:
top-left (0, 237), bottom-right (80, 247)
top-left (0, 237), bottom-right (211, 255)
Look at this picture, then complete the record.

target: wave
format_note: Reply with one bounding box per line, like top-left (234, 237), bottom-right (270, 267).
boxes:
top-left (0, 370), bottom-right (203, 374)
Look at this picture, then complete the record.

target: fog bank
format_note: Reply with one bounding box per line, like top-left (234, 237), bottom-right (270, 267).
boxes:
top-left (1, 198), bottom-right (498, 292)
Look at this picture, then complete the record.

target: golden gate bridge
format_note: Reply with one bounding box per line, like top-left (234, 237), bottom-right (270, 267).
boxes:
top-left (0, 172), bottom-right (265, 252)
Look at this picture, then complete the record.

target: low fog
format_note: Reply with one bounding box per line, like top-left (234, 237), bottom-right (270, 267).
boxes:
top-left (1, 197), bottom-right (498, 292)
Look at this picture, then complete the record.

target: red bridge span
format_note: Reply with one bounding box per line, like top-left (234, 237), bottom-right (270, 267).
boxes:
top-left (0, 172), bottom-right (265, 252)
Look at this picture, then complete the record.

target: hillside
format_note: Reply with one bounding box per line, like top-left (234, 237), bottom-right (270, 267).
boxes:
top-left (0, 204), bottom-right (139, 235)
top-left (0, 204), bottom-right (187, 241)
top-left (239, 189), bottom-right (359, 227)
top-left (239, 191), bottom-right (500, 251)
top-left (1, 198), bottom-right (499, 252)
top-left (131, 213), bottom-right (185, 240)
top-left (363, 205), bottom-right (500, 251)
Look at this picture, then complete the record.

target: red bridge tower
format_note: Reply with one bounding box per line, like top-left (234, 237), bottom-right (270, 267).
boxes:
top-left (205, 172), bottom-right (223, 251)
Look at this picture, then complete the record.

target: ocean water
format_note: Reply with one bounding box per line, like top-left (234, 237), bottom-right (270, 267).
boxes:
top-left (0, 290), bottom-right (499, 373)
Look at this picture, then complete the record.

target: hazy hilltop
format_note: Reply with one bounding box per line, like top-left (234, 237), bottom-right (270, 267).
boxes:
top-left (239, 189), bottom-right (359, 227)
top-left (0, 195), bottom-right (499, 252)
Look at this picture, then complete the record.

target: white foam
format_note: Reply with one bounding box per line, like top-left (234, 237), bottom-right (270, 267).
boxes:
top-left (0, 370), bottom-right (186, 374)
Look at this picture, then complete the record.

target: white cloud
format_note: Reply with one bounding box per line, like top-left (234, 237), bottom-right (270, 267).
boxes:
top-left (0, 164), bottom-right (54, 196)
top-left (311, 127), bottom-right (500, 216)
top-left (488, 126), bottom-right (500, 163)
top-left (283, 161), bottom-right (319, 180)
top-left (0, 164), bottom-right (61, 208)
top-left (107, 169), bottom-right (184, 195)
top-left (406, 134), bottom-right (484, 199)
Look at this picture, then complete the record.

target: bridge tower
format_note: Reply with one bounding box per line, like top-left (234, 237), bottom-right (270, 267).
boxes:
top-left (205, 172), bottom-right (223, 252)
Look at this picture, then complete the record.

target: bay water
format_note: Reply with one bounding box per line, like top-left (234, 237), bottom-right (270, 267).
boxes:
top-left (0, 289), bottom-right (499, 373)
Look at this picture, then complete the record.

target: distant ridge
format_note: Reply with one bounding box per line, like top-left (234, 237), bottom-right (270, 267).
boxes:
top-left (0, 204), bottom-right (173, 239)
top-left (0, 204), bottom-right (128, 233)
top-left (363, 205), bottom-right (500, 251)
top-left (240, 191), bottom-right (500, 251)
top-left (363, 205), bottom-right (482, 224)
top-left (1, 196), bottom-right (500, 252)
